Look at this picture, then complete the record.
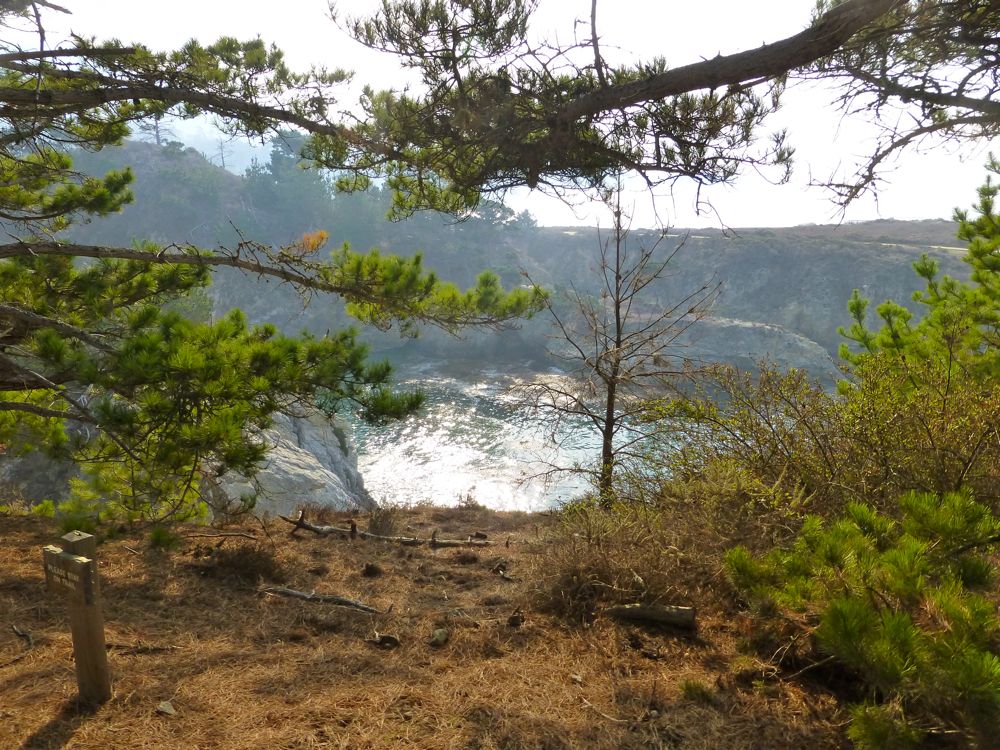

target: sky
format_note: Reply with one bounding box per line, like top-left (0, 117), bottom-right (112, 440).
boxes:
top-left (33, 0), bottom-right (997, 228)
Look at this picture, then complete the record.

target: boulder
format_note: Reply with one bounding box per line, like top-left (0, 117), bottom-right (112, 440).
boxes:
top-left (0, 446), bottom-right (77, 505)
top-left (214, 411), bottom-right (375, 517)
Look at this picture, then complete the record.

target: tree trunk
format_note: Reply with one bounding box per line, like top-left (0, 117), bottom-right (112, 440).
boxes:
top-left (599, 379), bottom-right (617, 505)
top-left (556, 0), bottom-right (903, 123)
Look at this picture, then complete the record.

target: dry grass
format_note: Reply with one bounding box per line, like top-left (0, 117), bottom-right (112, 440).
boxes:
top-left (365, 504), bottom-right (403, 537)
top-left (1, 507), bottom-right (846, 749)
top-left (534, 497), bottom-right (746, 629)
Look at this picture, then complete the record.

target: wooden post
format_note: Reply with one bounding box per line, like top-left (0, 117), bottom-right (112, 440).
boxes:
top-left (42, 531), bottom-right (111, 704)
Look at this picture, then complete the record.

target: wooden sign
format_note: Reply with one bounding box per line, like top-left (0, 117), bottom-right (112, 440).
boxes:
top-left (42, 531), bottom-right (111, 704)
top-left (42, 546), bottom-right (94, 604)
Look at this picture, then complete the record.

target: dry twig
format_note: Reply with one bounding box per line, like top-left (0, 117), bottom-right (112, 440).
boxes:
top-left (260, 585), bottom-right (387, 614)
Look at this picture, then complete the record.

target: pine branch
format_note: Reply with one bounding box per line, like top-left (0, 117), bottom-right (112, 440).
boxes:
top-left (0, 241), bottom-right (540, 329)
top-left (0, 47), bottom-right (137, 64)
top-left (0, 400), bottom-right (79, 420)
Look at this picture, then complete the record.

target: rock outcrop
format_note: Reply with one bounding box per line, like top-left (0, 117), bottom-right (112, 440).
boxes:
top-left (213, 411), bottom-right (375, 517)
top-left (1, 411), bottom-right (374, 517)
top-left (0, 447), bottom-right (77, 505)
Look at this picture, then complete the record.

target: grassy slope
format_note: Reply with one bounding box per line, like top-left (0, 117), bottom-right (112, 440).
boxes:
top-left (1, 507), bottom-right (845, 750)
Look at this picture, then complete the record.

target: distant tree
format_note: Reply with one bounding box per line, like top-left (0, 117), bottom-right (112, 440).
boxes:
top-left (513, 210), bottom-right (537, 230)
top-left (134, 114), bottom-right (175, 147)
top-left (242, 132), bottom-right (336, 242)
top-left (518, 181), bottom-right (718, 502)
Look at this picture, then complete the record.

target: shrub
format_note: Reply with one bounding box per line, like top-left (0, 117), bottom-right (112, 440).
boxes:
top-left (661, 170), bottom-right (1000, 522)
top-left (30, 498), bottom-right (56, 518)
top-left (0, 483), bottom-right (33, 516)
top-left (535, 496), bottom-right (709, 622)
top-left (367, 502), bottom-right (401, 536)
top-left (664, 355), bottom-right (1000, 524)
top-left (457, 490), bottom-right (485, 511)
top-left (726, 489), bottom-right (1000, 747)
top-left (149, 525), bottom-right (183, 550)
top-left (212, 543), bottom-right (286, 583)
top-left (679, 679), bottom-right (716, 705)
top-left (53, 494), bottom-right (101, 535)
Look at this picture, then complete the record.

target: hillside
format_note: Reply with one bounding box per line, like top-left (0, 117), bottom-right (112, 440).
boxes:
top-left (64, 139), bottom-right (970, 382)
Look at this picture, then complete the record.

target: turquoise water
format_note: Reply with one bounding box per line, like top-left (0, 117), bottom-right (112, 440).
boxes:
top-left (351, 372), bottom-right (600, 511)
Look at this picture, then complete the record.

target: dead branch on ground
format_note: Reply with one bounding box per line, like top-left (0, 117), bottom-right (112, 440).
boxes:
top-left (279, 510), bottom-right (492, 548)
top-left (184, 531), bottom-right (258, 542)
top-left (0, 625), bottom-right (34, 668)
top-left (261, 585), bottom-right (387, 614)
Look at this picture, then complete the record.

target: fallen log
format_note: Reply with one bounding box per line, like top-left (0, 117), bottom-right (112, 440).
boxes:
top-left (606, 604), bottom-right (697, 630)
top-left (277, 511), bottom-right (345, 537)
top-left (279, 510), bottom-right (492, 548)
top-left (260, 586), bottom-right (386, 614)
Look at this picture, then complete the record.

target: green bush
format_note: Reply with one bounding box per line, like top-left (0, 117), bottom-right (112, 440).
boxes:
top-left (727, 489), bottom-right (1000, 747)
top-left (30, 498), bottom-right (56, 518)
top-left (149, 525), bottom-right (183, 550)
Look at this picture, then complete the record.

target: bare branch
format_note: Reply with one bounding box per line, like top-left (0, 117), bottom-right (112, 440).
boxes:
top-left (0, 400), bottom-right (78, 420)
top-left (0, 303), bottom-right (114, 351)
top-left (589, 0), bottom-right (607, 89)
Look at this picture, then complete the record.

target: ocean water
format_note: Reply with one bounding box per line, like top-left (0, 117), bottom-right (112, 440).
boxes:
top-left (350, 371), bottom-right (600, 511)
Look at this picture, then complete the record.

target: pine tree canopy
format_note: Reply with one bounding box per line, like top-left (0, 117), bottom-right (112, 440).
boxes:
top-left (2, 3), bottom-right (996, 216)
top-left (332, 0), bottom-right (998, 213)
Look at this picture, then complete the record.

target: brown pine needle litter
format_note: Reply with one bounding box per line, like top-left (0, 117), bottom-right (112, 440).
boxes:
top-left (1, 507), bottom-right (846, 749)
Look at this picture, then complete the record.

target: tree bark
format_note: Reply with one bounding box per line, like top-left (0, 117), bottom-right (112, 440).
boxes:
top-left (556, 0), bottom-right (904, 123)
top-left (606, 603), bottom-right (697, 630)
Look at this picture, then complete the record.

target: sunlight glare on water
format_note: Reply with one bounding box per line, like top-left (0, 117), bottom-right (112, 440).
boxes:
top-left (351, 372), bottom-right (598, 511)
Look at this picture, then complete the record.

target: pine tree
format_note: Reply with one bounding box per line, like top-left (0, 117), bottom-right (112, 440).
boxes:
top-left (837, 158), bottom-right (1000, 501)
top-left (338, 0), bottom-right (997, 213)
top-left (727, 490), bottom-right (1000, 747)
top-left (723, 166), bottom-right (1000, 747)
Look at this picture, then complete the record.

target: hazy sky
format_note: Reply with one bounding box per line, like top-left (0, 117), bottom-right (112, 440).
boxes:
top-left (40, 1), bottom-right (996, 228)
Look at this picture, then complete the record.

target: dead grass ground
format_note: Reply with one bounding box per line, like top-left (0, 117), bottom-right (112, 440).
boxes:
top-left (1, 507), bottom-right (847, 749)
